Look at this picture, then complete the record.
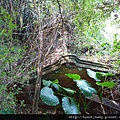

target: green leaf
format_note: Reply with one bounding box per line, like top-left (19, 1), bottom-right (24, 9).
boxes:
top-left (65, 74), bottom-right (81, 80)
top-left (51, 83), bottom-right (76, 95)
top-left (102, 72), bottom-right (115, 77)
top-left (62, 97), bottom-right (80, 114)
top-left (0, 108), bottom-right (15, 114)
top-left (42, 79), bottom-right (52, 87)
top-left (86, 69), bottom-right (101, 82)
top-left (1, 29), bottom-right (6, 35)
top-left (74, 80), bottom-right (97, 97)
top-left (58, 86), bottom-right (76, 95)
top-left (96, 81), bottom-right (116, 88)
top-left (60, 87), bottom-right (76, 95)
top-left (96, 72), bottom-right (105, 80)
top-left (40, 87), bottom-right (59, 106)
top-left (52, 79), bottom-right (59, 84)
top-left (96, 72), bottom-right (114, 79)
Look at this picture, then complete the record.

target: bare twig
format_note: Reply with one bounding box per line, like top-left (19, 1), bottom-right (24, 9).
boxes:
top-left (16, 56), bottom-right (38, 77)
top-left (56, 0), bottom-right (64, 26)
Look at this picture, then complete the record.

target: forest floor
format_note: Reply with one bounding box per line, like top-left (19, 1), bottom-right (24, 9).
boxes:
top-left (14, 70), bottom-right (120, 114)
top-left (10, 51), bottom-right (120, 114)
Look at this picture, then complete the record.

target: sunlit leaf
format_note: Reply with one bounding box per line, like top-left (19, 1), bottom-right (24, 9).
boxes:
top-left (96, 81), bottom-right (116, 88)
top-left (65, 74), bottom-right (81, 80)
top-left (62, 97), bottom-right (80, 114)
top-left (74, 80), bottom-right (97, 97)
top-left (102, 72), bottom-right (115, 77)
top-left (87, 69), bottom-right (101, 81)
top-left (52, 79), bottom-right (59, 84)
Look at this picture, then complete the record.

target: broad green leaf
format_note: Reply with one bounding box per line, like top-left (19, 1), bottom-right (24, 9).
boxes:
top-left (40, 87), bottom-right (59, 106)
top-left (96, 81), bottom-right (116, 88)
top-left (87, 69), bottom-right (101, 82)
top-left (42, 79), bottom-right (52, 87)
top-left (65, 74), bottom-right (81, 80)
top-left (62, 97), bottom-right (80, 114)
top-left (74, 80), bottom-right (97, 97)
top-left (0, 109), bottom-right (15, 114)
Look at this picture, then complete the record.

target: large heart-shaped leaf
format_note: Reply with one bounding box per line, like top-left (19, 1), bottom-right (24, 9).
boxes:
top-left (87, 69), bottom-right (101, 82)
top-left (40, 87), bottom-right (59, 106)
top-left (74, 80), bottom-right (97, 97)
top-left (62, 97), bottom-right (80, 114)
top-left (65, 74), bottom-right (81, 80)
top-left (96, 81), bottom-right (116, 88)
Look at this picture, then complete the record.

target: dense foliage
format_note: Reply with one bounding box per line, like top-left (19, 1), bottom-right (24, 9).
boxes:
top-left (0, 0), bottom-right (119, 114)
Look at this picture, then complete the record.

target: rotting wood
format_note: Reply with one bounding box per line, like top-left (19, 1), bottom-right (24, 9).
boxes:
top-left (87, 94), bottom-right (120, 112)
top-left (42, 54), bottom-right (115, 75)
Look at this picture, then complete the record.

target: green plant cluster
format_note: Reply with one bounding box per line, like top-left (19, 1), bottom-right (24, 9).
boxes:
top-left (40, 69), bottom-right (115, 114)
